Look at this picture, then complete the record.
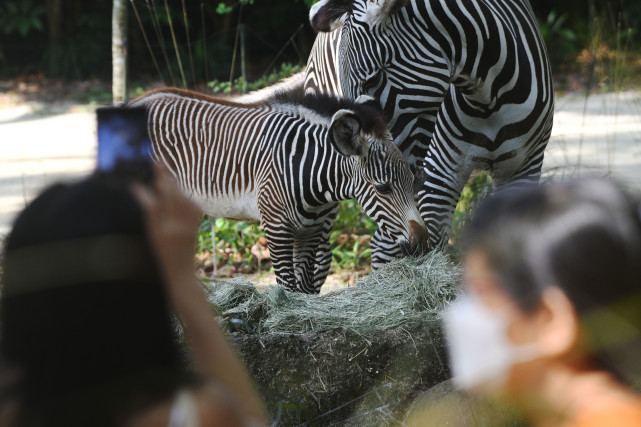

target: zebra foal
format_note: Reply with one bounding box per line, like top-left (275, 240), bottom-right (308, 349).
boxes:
top-left (130, 88), bottom-right (427, 293)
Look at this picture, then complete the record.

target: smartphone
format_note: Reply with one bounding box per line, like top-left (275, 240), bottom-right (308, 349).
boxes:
top-left (96, 106), bottom-right (153, 183)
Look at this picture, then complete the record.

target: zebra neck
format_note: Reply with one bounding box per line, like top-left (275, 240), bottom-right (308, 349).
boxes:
top-left (316, 151), bottom-right (358, 205)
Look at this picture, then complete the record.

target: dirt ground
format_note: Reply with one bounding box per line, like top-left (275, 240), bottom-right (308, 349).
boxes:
top-left (206, 269), bottom-right (366, 294)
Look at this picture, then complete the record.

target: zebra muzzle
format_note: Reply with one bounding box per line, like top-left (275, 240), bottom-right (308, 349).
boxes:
top-left (400, 220), bottom-right (430, 257)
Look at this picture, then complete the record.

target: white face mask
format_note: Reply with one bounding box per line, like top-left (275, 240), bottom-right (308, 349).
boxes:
top-left (443, 294), bottom-right (538, 392)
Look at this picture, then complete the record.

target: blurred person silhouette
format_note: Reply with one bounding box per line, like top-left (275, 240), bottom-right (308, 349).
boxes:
top-left (0, 164), bottom-right (267, 427)
top-left (442, 178), bottom-right (641, 426)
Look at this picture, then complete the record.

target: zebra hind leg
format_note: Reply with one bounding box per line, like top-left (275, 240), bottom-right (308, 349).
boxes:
top-left (311, 206), bottom-right (338, 293)
top-left (495, 160), bottom-right (544, 191)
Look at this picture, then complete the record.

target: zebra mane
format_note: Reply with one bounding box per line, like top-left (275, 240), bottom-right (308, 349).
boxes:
top-left (310, 0), bottom-right (354, 32)
top-left (269, 88), bottom-right (389, 139)
top-left (130, 86), bottom-right (389, 139)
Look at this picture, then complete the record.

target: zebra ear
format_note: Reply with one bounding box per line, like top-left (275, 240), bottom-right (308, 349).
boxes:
top-left (364, 0), bottom-right (410, 26)
top-left (355, 94), bottom-right (377, 106)
top-left (355, 94), bottom-right (383, 112)
top-left (310, 0), bottom-right (350, 32)
top-left (330, 110), bottom-right (368, 157)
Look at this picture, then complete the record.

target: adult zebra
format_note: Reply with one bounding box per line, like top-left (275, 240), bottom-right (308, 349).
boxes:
top-left (130, 88), bottom-right (427, 293)
top-left (306, 0), bottom-right (554, 263)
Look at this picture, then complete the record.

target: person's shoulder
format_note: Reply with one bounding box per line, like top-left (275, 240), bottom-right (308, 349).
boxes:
top-left (0, 401), bottom-right (18, 427)
top-left (567, 397), bottom-right (641, 427)
top-left (125, 382), bottom-right (267, 427)
top-left (193, 383), bottom-right (245, 427)
top-left (197, 382), bottom-right (268, 427)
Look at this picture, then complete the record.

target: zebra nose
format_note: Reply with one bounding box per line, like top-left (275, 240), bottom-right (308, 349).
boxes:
top-left (404, 219), bottom-right (430, 256)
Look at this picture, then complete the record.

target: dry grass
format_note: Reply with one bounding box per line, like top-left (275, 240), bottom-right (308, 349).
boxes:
top-left (205, 251), bottom-right (461, 336)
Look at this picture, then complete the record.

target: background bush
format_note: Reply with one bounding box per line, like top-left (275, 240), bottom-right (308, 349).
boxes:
top-left (2, 1), bottom-right (640, 82)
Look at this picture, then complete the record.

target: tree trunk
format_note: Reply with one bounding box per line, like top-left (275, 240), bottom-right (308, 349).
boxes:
top-left (112, 0), bottom-right (128, 105)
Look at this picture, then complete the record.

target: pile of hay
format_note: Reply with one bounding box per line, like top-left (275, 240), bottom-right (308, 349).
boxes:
top-left (205, 252), bottom-right (463, 425)
top-left (206, 251), bottom-right (461, 336)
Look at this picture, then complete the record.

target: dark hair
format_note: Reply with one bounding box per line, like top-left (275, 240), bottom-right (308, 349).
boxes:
top-left (464, 178), bottom-right (641, 386)
top-left (1, 178), bottom-right (191, 426)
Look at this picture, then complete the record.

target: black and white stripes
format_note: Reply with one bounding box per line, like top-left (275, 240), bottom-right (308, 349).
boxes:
top-left (304, 30), bottom-right (344, 98)
top-left (307, 0), bottom-right (554, 260)
top-left (130, 88), bottom-right (427, 293)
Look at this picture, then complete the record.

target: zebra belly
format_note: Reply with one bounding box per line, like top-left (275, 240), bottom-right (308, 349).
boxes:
top-left (190, 191), bottom-right (261, 222)
top-left (456, 136), bottom-right (535, 179)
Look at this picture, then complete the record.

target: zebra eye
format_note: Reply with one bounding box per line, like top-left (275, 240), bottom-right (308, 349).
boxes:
top-left (375, 181), bottom-right (392, 195)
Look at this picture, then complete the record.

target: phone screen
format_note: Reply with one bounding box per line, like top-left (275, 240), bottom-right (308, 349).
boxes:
top-left (96, 107), bottom-right (152, 183)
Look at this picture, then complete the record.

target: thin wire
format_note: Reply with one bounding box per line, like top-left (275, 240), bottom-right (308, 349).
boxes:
top-left (228, 4), bottom-right (244, 85)
top-left (260, 24), bottom-right (305, 78)
top-left (164, 0), bottom-right (187, 88)
top-left (244, 25), bottom-right (280, 52)
top-left (129, 0), bottom-right (164, 83)
top-left (201, 2), bottom-right (209, 84)
top-left (146, 0), bottom-right (176, 85)
top-left (245, 23), bottom-right (305, 64)
top-left (290, 36), bottom-right (303, 63)
top-left (128, 26), bottom-right (235, 50)
top-left (182, 0), bottom-right (197, 85)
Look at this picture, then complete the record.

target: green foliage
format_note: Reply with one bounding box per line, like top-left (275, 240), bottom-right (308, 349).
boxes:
top-left (197, 217), bottom-right (266, 274)
top-left (40, 6), bottom-right (110, 79)
top-left (333, 200), bottom-right (377, 235)
top-left (330, 200), bottom-right (376, 271)
top-left (195, 198), bottom-right (377, 275)
top-left (540, 11), bottom-right (576, 44)
top-left (299, 0), bottom-right (318, 8)
top-left (539, 10), bottom-right (578, 72)
top-left (207, 62), bottom-right (303, 95)
top-left (216, 3), bottom-right (233, 15)
top-left (216, 0), bottom-right (255, 15)
top-left (448, 174), bottom-right (493, 260)
top-left (215, 0), bottom-right (316, 14)
top-left (0, 0), bottom-right (46, 37)
top-left (622, 3), bottom-right (641, 43)
top-left (588, 6), bottom-right (641, 91)
top-left (330, 237), bottom-right (370, 272)
top-left (43, 34), bottom-right (109, 80)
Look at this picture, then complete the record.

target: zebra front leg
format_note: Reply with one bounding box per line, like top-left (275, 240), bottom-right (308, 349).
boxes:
top-left (262, 226), bottom-right (299, 291)
top-left (293, 232), bottom-right (325, 294)
top-left (418, 146), bottom-right (472, 251)
top-left (311, 206), bottom-right (338, 292)
top-left (370, 228), bottom-right (401, 269)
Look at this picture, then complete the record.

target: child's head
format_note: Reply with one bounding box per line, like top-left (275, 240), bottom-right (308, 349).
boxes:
top-left (1, 177), bottom-right (188, 425)
top-left (446, 178), bottom-right (641, 396)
